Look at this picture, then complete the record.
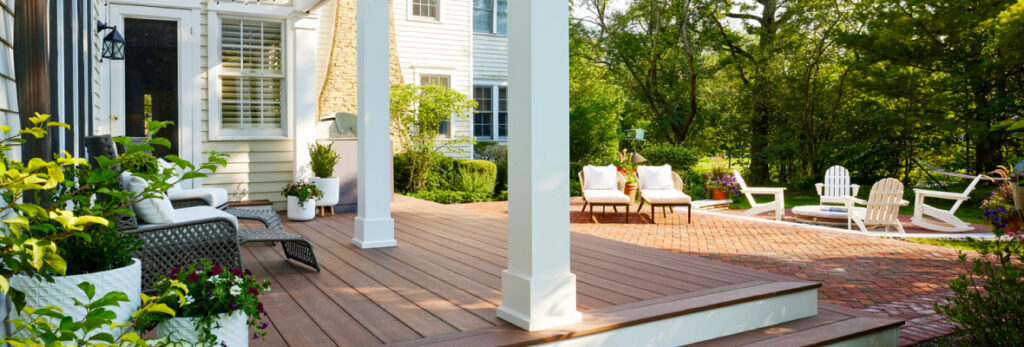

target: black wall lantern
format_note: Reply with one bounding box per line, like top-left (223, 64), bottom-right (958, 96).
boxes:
top-left (97, 21), bottom-right (125, 61)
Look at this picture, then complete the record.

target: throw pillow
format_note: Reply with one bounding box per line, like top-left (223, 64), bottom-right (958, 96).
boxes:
top-left (156, 158), bottom-right (182, 194)
top-left (639, 165), bottom-right (674, 191)
top-left (119, 171), bottom-right (176, 224)
top-left (583, 165), bottom-right (619, 191)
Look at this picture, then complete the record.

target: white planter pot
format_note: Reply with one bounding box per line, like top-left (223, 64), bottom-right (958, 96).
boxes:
top-left (156, 309), bottom-right (248, 347)
top-left (10, 258), bottom-right (142, 337)
top-left (287, 196), bottom-right (316, 221)
top-left (311, 177), bottom-right (340, 207)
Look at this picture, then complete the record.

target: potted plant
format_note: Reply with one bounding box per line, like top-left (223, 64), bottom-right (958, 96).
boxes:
top-left (151, 259), bottom-right (271, 346)
top-left (309, 142), bottom-right (342, 216)
top-left (705, 174), bottom-right (739, 201)
top-left (986, 165), bottom-right (1024, 233)
top-left (282, 181), bottom-right (323, 221)
top-left (616, 150), bottom-right (640, 202)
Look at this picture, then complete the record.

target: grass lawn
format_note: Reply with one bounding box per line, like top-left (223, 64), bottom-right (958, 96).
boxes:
top-left (729, 191), bottom-right (988, 225)
top-left (904, 238), bottom-right (993, 252)
top-left (693, 157), bottom-right (748, 174)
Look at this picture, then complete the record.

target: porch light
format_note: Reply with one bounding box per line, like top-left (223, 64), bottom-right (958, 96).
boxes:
top-left (97, 21), bottom-right (125, 61)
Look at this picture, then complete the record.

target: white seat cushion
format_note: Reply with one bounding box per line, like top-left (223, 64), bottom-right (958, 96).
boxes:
top-left (583, 190), bottom-right (631, 204)
top-left (168, 188), bottom-right (230, 208)
top-left (119, 172), bottom-right (175, 225)
top-left (640, 190), bottom-right (692, 205)
top-left (638, 165), bottom-right (674, 191)
top-left (583, 165), bottom-right (618, 191)
top-left (136, 206), bottom-right (238, 231)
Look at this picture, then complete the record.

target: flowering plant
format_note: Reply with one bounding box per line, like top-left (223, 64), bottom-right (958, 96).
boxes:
top-left (151, 259), bottom-right (271, 343)
top-left (281, 181), bottom-right (324, 207)
top-left (981, 192), bottom-right (1019, 233)
top-left (705, 174), bottom-right (740, 196)
top-left (617, 149), bottom-right (639, 184)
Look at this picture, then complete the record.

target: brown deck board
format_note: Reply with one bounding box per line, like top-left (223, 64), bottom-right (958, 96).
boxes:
top-left (240, 196), bottom-right (856, 346)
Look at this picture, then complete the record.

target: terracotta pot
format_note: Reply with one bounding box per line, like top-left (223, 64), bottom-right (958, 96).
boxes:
top-left (712, 189), bottom-right (727, 201)
top-left (624, 182), bottom-right (638, 203)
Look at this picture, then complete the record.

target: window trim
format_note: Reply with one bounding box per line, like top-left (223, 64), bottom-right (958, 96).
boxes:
top-left (208, 13), bottom-right (291, 141)
top-left (473, 82), bottom-right (508, 141)
top-left (408, 0), bottom-right (443, 22)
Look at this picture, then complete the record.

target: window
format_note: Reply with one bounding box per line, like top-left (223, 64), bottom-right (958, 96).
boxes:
top-left (420, 74), bottom-right (451, 134)
top-left (219, 19), bottom-right (284, 136)
top-left (474, 0), bottom-right (507, 35)
top-left (473, 85), bottom-right (507, 139)
top-left (473, 87), bottom-right (493, 138)
top-left (498, 86), bottom-right (507, 137)
top-left (412, 0), bottom-right (439, 20)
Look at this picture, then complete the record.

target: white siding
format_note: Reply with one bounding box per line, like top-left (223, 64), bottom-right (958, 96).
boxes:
top-left (93, 1), bottom-right (317, 210)
top-left (473, 33), bottom-right (507, 81)
top-left (394, 0), bottom-right (474, 158)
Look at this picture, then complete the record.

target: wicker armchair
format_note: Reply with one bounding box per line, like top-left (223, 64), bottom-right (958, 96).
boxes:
top-left (121, 213), bottom-right (242, 290)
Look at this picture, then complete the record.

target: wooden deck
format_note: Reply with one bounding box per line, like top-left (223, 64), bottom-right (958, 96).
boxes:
top-left (243, 196), bottom-right (896, 346)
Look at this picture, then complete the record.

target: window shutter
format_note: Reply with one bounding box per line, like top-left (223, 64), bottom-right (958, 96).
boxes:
top-left (220, 19), bottom-right (284, 131)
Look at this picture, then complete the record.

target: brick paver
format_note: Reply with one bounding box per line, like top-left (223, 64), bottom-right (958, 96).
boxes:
top-left (461, 198), bottom-right (966, 345)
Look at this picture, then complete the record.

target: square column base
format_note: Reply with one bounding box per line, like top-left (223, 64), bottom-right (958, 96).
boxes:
top-left (353, 216), bottom-right (397, 249)
top-left (497, 269), bottom-right (582, 331)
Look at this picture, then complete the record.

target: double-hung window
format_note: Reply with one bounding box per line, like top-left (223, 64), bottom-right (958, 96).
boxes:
top-left (218, 19), bottom-right (285, 138)
top-left (420, 74), bottom-right (452, 135)
top-left (412, 0), bottom-right (440, 20)
top-left (473, 85), bottom-right (507, 139)
top-left (473, 0), bottom-right (507, 35)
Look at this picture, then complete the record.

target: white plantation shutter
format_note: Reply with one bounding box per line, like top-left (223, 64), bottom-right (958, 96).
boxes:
top-left (219, 19), bottom-right (284, 132)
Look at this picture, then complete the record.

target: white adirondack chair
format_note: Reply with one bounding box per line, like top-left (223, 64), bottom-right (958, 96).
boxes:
top-left (733, 170), bottom-right (786, 221)
top-left (910, 175), bottom-right (983, 232)
top-left (846, 178), bottom-right (909, 233)
top-left (815, 165), bottom-right (860, 205)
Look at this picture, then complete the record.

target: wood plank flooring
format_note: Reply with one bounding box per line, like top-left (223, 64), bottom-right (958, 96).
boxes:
top-left (245, 196), bottom-right (814, 346)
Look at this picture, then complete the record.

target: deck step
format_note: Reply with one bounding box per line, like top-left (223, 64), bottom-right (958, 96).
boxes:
top-left (689, 303), bottom-right (903, 347)
top-left (389, 281), bottom-right (821, 347)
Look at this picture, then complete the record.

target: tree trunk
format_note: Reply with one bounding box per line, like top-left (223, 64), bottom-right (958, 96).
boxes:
top-left (13, 0), bottom-right (52, 160)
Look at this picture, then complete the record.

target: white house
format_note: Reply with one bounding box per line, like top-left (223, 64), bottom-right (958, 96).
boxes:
top-left (471, 0), bottom-right (508, 143)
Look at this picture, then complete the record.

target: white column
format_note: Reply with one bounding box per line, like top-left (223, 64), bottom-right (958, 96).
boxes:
top-left (291, 15), bottom-right (319, 180)
top-left (497, 0), bottom-right (581, 331)
top-left (353, 0), bottom-right (396, 249)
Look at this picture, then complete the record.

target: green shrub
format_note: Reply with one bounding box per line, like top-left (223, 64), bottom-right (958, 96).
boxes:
top-left (683, 170), bottom-right (706, 199)
top-left (119, 151), bottom-right (158, 174)
top-left (641, 144), bottom-right (700, 172)
top-left (453, 159), bottom-right (497, 194)
top-left (936, 237), bottom-right (1024, 346)
top-left (569, 162), bottom-right (584, 196)
top-left (409, 190), bottom-right (493, 204)
top-left (495, 190), bottom-right (508, 201)
top-left (494, 160), bottom-right (508, 194)
top-left (309, 142), bottom-right (341, 178)
top-left (394, 152), bottom-right (412, 192)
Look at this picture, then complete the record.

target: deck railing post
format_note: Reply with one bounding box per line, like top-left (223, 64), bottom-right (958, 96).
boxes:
top-left (498, 0), bottom-right (582, 331)
top-left (353, 0), bottom-right (396, 249)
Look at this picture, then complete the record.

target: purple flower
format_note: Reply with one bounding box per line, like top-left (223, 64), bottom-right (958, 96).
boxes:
top-left (211, 265), bottom-right (223, 275)
top-left (187, 273), bottom-right (199, 283)
top-left (261, 322), bottom-right (269, 329)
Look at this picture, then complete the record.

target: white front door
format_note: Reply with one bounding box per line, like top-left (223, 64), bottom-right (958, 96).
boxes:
top-left (106, 5), bottom-right (201, 188)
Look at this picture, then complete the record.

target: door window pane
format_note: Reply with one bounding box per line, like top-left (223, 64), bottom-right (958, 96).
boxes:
top-left (124, 19), bottom-right (179, 157)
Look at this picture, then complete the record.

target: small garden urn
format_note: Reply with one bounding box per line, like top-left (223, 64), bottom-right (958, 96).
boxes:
top-left (157, 310), bottom-right (248, 347)
top-left (287, 196), bottom-right (316, 221)
top-left (711, 189), bottom-right (727, 200)
top-left (311, 177), bottom-right (340, 213)
top-left (624, 182), bottom-right (638, 203)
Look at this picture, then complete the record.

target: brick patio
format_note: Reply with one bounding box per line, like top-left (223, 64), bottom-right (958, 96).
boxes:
top-left (460, 198), bottom-right (968, 346)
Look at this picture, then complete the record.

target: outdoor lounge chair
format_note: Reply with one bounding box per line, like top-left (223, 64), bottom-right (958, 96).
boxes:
top-left (845, 178), bottom-right (909, 233)
top-left (910, 174), bottom-right (983, 232)
top-left (636, 165), bottom-right (691, 223)
top-left (733, 170), bottom-right (786, 221)
top-left (815, 165), bottom-right (860, 205)
top-left (579, 165), bottom-right (631, 221)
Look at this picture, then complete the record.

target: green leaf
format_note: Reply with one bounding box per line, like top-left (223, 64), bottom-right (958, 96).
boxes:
top-left (58, 317), bottom-right (74, 334)
top-left (90, 332), bottom-right (115, 343)
top-left (88, 291), bottom-right (129, 310)
top-left (148, 137), bottom-right (172, 149)
top-left (78, 282), bottom-right (96, 300)
top-left (88, 169), bottom-right (119, 183)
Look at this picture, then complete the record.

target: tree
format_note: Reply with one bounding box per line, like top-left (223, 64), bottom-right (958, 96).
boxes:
top-left (838, 0), bottom-right (1024, 173)
top-left (391, 84), bottom-right (476, 191)
top-left (577, 0), bottom-right (710, 145)
top-left (569, 22), bottom-right (623, 164)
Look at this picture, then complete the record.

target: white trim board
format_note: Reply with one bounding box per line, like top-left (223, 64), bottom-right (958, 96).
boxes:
top-left (696, 210), bottom-right (995, 240)
top-left (537, 289), bottom-right (818, 347)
